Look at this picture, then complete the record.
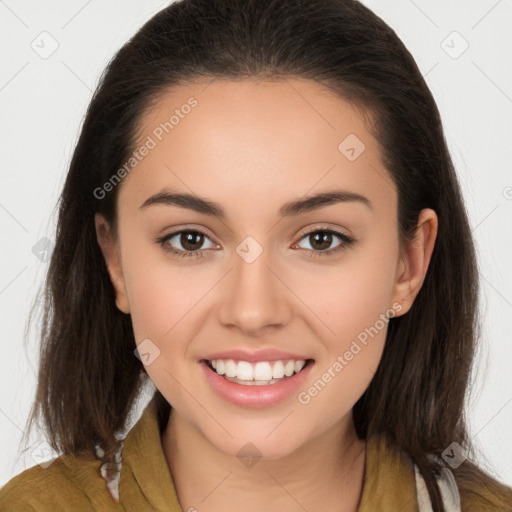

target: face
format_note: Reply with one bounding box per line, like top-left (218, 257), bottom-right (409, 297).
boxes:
top-left (96, 79), bottom-right (437, 460)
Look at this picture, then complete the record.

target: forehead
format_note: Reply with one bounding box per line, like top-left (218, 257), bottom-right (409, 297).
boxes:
top-left (118, 79), bottom-right (395, 217)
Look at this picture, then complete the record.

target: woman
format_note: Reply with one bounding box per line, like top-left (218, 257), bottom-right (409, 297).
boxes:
top-left (1, 0), bottom-right (511, 510)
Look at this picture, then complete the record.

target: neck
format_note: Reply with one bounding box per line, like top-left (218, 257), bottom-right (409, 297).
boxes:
top-left (161, 408), bottom-right (367, 512)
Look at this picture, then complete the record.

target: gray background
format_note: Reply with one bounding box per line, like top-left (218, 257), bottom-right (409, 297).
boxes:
top-left (1, 0), bottom-right (511, 487)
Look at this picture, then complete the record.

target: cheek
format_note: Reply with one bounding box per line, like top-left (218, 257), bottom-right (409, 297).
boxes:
top-left (119, 237), bottom-right (174, 336)
top-left (290, 236), bottom-right (399, 343)
top-left (121, 238), bottom-right (216, 352)
top-left (288, 234), bottom-right (399, 398)
top-left (127, 272), bottom-right (195, 341)
top-left (326, 260), bottom-right (397, 339)
top-left (122, 251), bottom-right (208, 402)
top-left (292, 254), bottom-right (397, 423)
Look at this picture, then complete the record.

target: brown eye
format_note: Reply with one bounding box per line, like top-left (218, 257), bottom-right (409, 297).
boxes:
top-left (294, 228), bottom-right (355, 258)
top-left (308, 231), bottom-right (334, 251)
top-left (179, 231), bottom-right (206, 251)
top-left (157, 229), bottom-right (217, 258)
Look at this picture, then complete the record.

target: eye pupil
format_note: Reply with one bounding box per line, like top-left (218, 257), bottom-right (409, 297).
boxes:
top-left (310, 231), bottom-right (332, 250)
top-left (181, 231), bottom-right (204, 251)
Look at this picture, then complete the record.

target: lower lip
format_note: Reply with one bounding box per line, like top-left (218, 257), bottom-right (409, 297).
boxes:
top-left (200, 360), bottom-right (314, 408)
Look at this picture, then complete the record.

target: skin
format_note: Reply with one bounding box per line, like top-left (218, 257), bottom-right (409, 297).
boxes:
top-left (95, 79), bottom-right (437, 512)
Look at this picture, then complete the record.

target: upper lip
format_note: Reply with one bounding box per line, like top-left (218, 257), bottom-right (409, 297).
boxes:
top-left (202, 349), bottom-right (312, 363)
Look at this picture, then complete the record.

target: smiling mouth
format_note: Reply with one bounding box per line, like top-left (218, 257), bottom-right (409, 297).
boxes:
top-left (203, 358), bottom-right (314, 386)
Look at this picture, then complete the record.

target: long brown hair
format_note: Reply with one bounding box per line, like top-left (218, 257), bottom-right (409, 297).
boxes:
top-left (19, 0), bottom-right (512, 509)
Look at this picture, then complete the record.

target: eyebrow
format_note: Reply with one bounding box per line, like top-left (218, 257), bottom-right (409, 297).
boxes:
top-left (139, 188), bottom-right (372, 218)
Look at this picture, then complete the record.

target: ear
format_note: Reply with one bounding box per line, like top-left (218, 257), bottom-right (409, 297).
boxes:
top-left (390, 208), bottom-right (438, 316)
top-left (94, 213), bottom-right (130, 314)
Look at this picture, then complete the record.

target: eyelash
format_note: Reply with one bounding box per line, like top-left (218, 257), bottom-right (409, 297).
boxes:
top-left (154, 227), bottom-right (355, 259)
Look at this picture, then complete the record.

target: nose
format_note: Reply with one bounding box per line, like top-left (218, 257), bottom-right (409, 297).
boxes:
top-left (217, 242), bottom-right (293, 336)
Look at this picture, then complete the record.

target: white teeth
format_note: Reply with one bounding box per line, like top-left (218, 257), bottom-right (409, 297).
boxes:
top-left (254, 362), bottom-right (273, 380)
top-left (223, 376), bottom-right (282, 386)
top-left (236, 361), bottom-right (253, 380)
top-left (225, 360), bottom-right (237, 378)
top-left (216, 360), bottom-right (226, 375)
top-left (272, 361), bottom-right (285, 379)
top-left (284, 360), bottom-right (295, 376)
top-left (208, 358), bottom-right (308, 382)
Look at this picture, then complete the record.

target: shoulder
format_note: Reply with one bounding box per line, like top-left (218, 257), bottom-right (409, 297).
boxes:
top-left (381, 433), bottom-right (512, 512)
top-left (458, 482), bottom-right (512, 512)
top-left (0, 454), bottom-right (114, 511)
top-left (453, 464), bottom-right (512, 512)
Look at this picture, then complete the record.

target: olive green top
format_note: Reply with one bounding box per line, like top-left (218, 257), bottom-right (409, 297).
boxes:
top-left (0, 394), bottom-right (508, 511)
